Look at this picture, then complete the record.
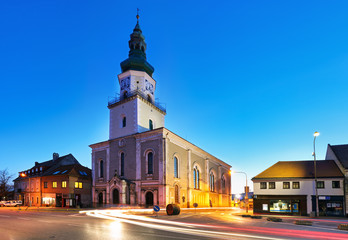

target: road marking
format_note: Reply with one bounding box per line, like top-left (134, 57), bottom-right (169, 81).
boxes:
top-left (0, 215), bottom-right (10, 218)
top-left (17, 217), bottom-right (31, 220)
top-left (141, 233), bottom-right (203, 240)
top-left (37, 220), bottom-right (52, 223)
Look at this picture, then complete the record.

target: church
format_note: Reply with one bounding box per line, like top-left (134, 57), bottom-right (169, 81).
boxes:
top-left (90, 14), bottom-right (231, 208)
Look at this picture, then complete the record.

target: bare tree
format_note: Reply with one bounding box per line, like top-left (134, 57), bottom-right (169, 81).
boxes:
top-left (0, 169), bottom-right (13, 200)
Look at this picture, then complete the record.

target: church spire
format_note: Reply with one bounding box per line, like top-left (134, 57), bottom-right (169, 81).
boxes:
top-left (120, 10), bottom-right (154, 77)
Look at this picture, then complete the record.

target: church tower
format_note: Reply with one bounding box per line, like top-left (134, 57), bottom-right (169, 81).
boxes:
top-left (108, 14), bottom-right (166, 139)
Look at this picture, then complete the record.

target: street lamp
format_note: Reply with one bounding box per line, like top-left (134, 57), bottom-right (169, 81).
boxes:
top-left (313, 131), bottom-right (319, 217)
top-left (233, 171), bottom-right (249, 213)
top-left (20, 172), bottom-right (31, 207)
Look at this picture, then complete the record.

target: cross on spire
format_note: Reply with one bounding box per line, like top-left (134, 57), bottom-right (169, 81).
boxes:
top-left (136, 8), bottom-right (140, 23)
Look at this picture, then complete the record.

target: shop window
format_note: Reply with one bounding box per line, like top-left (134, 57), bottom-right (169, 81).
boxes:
top-left (332, 181), bottom-right (340, 188)
top-left (317, 181), bottom-right (325, 189)
top-left (283, 182), bottom-right (290, 189)
top-left (44, 182), bottom-right (48, 188)
top-left (269, 182), bottom-right (275, 189)
top-left (270, 200), bottom-right (291, 213)
top-left (260, 182), bottom-right (267, 189)
top-left (292, 182), bottom-right (300, 189)
top-left (62, 181), bottom-right (67, 188)
top-left (52, 182), bottom-right (57, 188)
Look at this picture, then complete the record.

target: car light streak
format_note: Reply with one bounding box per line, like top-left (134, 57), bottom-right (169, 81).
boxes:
top-left (85, 211), bottom-right (287, 240)
top-left (81, 209), bottom-right (348, 240)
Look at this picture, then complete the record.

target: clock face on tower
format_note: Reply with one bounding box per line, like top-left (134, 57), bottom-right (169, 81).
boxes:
top-left (145, 79), bottom-right (154, 95)
top-left (120, 77), bottom-right (130, 91)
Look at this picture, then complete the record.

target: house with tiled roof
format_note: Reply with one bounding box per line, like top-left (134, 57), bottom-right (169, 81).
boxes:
top-left (252, 160), bottom-right (344, 216)
top-left (13, 153), bottom-right (92, 207)
top-left (326, 144), bottom-right (348, 216)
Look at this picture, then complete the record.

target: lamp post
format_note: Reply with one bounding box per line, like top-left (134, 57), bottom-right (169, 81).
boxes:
top-left (313, 131), bottom-right (320, 217)
top-left (234, 171), bottom-right (249, 213)
top-left (20, 172), bottom-right (31, 207)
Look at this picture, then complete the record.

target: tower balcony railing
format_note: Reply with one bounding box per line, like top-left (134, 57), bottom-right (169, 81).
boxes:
top-left (108, 90), bottom-right (166, 113)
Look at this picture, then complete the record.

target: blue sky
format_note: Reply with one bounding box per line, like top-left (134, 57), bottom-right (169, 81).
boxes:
top-left (1, 1), bottom-right (348, 194)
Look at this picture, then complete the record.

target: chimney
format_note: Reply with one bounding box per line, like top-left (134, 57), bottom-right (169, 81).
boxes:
top-left (53, 152), bottom-right (59, 161)
top-left (35, 162), bottom-right (39, 166)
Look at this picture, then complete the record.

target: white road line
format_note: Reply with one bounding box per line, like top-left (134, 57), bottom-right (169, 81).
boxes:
top-left (37, 220), bottom-right (52, 223)
top-left (141, 233), bottom-right (204, 240)
top-left (17, 217), bottom-right (31, 220)
top-left (0, 215), bottom-right (10, 218)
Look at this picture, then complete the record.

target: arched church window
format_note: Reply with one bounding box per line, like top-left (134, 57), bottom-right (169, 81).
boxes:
top-left (121, 152), bottom-right (125, 176)
top-left (141, 46), bottom-right (145, 52)
top-left (221, 176), bottom-right (226, 193)
top-left (193, 166), bottom-right (200, 189)
top-left (210, 172), bottom-right (215, 192)
top-left (122, 116), bottom-right (126, 128)
top-left (99, 160), bottom-right (104, 178)
top-left (149, 119), bottom-right (153, 130)
top-left (147, 152), bottom-right (153, 174)
top-left (174, 157), bottom-right (178, 178)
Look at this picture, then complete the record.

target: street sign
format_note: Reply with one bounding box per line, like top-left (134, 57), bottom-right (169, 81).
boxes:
top-left (193, 203), bottom-right (198, 208)
top-left (153, 205), bottom-right (160, 212)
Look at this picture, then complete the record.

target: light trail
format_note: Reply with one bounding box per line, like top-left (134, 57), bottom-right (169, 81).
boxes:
top-left (81, 209), bottom-right (348, 240)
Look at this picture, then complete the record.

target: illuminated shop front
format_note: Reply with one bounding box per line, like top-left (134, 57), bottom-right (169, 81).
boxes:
top-left (312, 196), bottom-right (344, 216)
top-left (253, 195), bottom-right (307, 216)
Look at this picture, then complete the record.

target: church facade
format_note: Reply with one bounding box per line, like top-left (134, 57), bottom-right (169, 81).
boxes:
top-left (90, 15), bottom-right (231, 208)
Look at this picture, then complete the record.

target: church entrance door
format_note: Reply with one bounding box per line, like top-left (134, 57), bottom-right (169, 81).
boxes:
top-left (145, 192), bottom-right (154, 207)
top-left (113, 189), bottom-right (120, 204)
top-left (98, 192), bottom-right (103, 205)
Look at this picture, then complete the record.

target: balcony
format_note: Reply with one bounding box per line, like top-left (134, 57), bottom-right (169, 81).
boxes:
top-left (108, 90), bottom-right (166, 113)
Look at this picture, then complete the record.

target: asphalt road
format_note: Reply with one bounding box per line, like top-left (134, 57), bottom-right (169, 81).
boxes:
top-left (1, 208), bottom-right (348, 240)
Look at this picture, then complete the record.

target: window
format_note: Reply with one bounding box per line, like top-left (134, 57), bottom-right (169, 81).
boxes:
top-left (193, 169), bottom-right (196, 189)
top-left (99, 160), bottom-right (104, 178)
top-left (147, 152), bottom-right (153, 174)
top-left (52, 182), bottom-right (57, 188)
top-left (149, 119), bottom-right (153, 130)
top-left (317, 181), bottom-right (325, 189)
top-left (193, 166), bottom-right (200, 189)
top-left (44, 182), bottom-right (48, 188)
top-left (209, 172), bottom-right (215, 192)
top-left (62, 181), bottom-right (67, 188)
top-left (75, 182), bottom-right (83, 189)
top-left (174, 157), bottom-right (178, 178)
top-left (121, 152), bottom-right (125, 176)
top-left (292, 182), bottom-right (300, 189)
top-left (269, 182), bottom-right (275, 189)
top-left (332, 181), bottom-right (340, 188)
top-left (40, 167), bottom-right (43, 171)
top-left (260, 182), bottom-right (267, 189)
top-left (221, 176), bottom-right (226, 193)
top-left (122, 116), bottom-right (126, 128)
top-left (283, 182), bottom-right (290, 189)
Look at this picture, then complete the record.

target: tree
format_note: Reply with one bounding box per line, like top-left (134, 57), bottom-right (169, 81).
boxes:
top-left (0, 169), bottom-right (13, 200)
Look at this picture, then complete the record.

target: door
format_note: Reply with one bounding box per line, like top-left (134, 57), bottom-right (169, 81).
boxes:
top-left (113, 189), bottom-right (119, 204)
top-left (145, 191), bottom-right (153, 207)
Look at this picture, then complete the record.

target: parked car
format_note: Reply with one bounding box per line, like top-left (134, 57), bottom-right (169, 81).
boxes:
top-left (0, 201), bottom-right (4, 207)
top-left (2, 200), bottom-right (22, 207)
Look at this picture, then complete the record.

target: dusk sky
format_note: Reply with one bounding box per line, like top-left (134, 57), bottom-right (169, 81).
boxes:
top-left (1, 1), bottom-right (348, 194)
